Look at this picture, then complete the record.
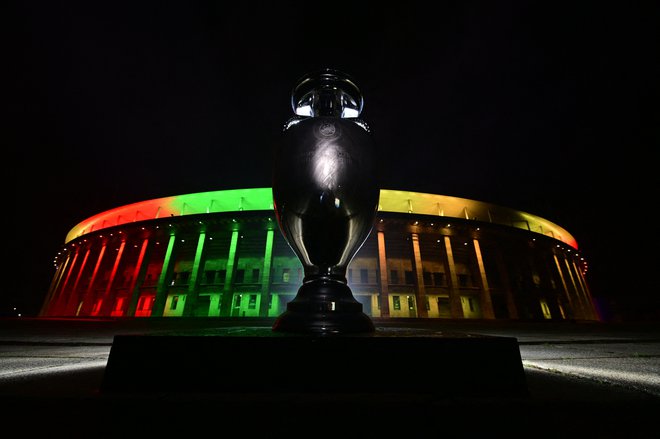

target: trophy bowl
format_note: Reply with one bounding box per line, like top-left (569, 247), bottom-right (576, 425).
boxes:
top-left (272, 69), bottom-right (379, 334)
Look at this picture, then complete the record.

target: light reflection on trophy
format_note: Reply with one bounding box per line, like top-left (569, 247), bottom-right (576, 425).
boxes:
top-left (271, 69), bottom-right (379, 334)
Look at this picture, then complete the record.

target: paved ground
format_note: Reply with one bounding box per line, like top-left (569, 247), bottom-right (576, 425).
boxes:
top-left (1, 317), bottom-right (659, 437)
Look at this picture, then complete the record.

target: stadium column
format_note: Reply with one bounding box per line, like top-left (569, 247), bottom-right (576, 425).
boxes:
top-left (553, 254), bottom-right (576, 318)
top-left (99, 240), bottom-right (126, 316)
top-left (64, 248), bottom-right (91, 315)
top-left (258, 228), bottom-right (274, 317)
top-left (563, 257), bottom-right (587, 319)
top-left (472, 239), bottom-right (495, 319)
top-left (39, 271), bottom-right (58, 316)
top-left (79, 243), bottom-right (107, 316)
top-left (51, 248), bottom-right (80, 314)
top-left (182, 230), bottom-right (207, 317)
top-left (39, 251), bottom-right (72, 316)
top-left (410, 233), bottom-right (428, 318)
top-left (443, 236), bottom-right (464, 318)
top-left (219, 230), bottom-right (240, 317)
top-left (126, 238), bottom-right (151, 317)
top-left (376, 231), bottom-right (390, 318)
top-left (572, 260), bottom-right (599, 320)
top-left (151, 233), bottom-right (177, 317)
top-left (494, 249), bottom-right (519, 319)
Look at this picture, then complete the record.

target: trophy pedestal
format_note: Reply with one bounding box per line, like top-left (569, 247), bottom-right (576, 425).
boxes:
top-left (101, 326), bottom-right (528, 398)
top-left (272, 278), bottom-right (375, 334)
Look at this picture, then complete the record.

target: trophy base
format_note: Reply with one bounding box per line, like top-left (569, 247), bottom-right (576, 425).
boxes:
top-left (272, 277), bottom-right (375, 334)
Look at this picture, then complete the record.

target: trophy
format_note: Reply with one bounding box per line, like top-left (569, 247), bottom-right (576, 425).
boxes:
top-left (272, 69), bottom-right (379, 334)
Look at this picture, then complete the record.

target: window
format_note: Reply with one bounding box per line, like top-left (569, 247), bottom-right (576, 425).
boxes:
top-left (407, 295), bottom-right (415, 310)
top-left (235, 269), bottom-right (245, 284)
top-left (179, 272), bottom-right (190, 284)
top-left (433, 272), bottom-right (445, 286)
top-left (404, 270), bottom-right (415, 285)
top-left (204, 271), bottom-right (215, 284)
top-left (248, 294), bottom-right (257, 309)
top-left (425, 297), bottom-right (430, 310)
top-left (234, 295), bottom-right (242, 307)
top-left (360, 269), bottom-right (369, 284)
top-left (252, 268), bottom-right (260, 283)
top-left (393, 295), bottom-right (401, 310)
top-left (282, 268), bottom-right (290, 283)
top-left (137, 296), bottom-right (155, 311)
top-left (390, 270), bottom-right (399, 284)
top-left (217, 270), bottom-right (227, 284)
top-left (468, 297), bottom-right (474, 312)
top-left (540, 300), bottom-right (551, 319)
top-left (423, 271), bottom-right (432, 286)
top-left (437, 297), bottom-right (449, 312)
top-left (170, 296), bottom-right (179, 310)
top-left (458, 274), bottom-right (469, 287)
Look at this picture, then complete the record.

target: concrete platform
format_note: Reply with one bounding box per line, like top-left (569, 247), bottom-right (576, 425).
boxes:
top-left (1, 317), bottom-right (659, 437)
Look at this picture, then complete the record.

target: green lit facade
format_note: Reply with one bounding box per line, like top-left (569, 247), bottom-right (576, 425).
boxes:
top-left (41, 188), bottom-right (598, 320)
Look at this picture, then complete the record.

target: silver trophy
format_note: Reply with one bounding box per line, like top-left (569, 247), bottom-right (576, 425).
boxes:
top-left (272, 69), bottom-right (379, 334)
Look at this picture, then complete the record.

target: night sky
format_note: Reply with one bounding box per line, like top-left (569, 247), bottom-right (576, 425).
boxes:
top-left (7, 1), bottom-right (658, 318)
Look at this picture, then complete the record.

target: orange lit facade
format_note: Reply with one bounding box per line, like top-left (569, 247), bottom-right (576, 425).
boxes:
top-left (40, 188), bottom-right (598, 321)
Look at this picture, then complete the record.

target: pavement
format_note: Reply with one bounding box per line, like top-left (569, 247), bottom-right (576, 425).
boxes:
top-left (1, 317), bottom-right (659, 437)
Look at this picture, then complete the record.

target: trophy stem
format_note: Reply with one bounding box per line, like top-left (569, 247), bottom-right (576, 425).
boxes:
top-left (272, 277), bottom-right (375, 334)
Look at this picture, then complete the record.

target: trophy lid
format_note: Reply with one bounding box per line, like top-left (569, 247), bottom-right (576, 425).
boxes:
top-left (291, 68), bottom-right (364, 118)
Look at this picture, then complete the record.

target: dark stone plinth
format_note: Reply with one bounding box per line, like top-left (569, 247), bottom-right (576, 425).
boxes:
top-left (101, 327), bottom-right (528, 397)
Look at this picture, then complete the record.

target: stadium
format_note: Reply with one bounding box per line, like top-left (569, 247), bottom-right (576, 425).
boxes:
top-left (40, 188), bottom-right (598, 321)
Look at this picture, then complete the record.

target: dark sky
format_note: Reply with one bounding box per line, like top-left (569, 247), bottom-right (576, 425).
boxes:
top-left (7, 1), bottom-right (659, 317)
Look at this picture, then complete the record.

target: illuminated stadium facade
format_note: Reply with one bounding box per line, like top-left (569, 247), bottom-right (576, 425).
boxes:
top-left (40, 188), bottom-right (598, 321)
